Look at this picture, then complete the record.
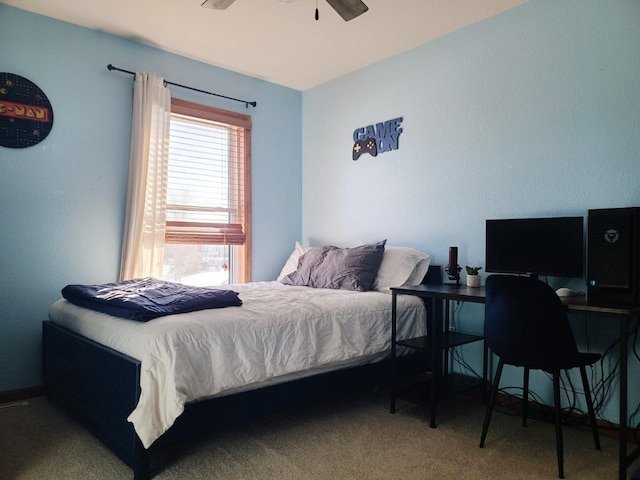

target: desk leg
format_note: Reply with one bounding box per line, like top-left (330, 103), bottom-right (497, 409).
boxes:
top-left (429, 296), bottom-right (439, 428)
top-left (443, 299), bottom-right (450, 385)
top-left (619, 314), bottom-right (629, 480)
top-left (390, 292), bottom-right (397, 414)
top-left (442, 300), bottom-right (451, 382)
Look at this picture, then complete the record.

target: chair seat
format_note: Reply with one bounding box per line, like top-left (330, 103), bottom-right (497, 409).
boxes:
top-left (563, 351), bottom-right (602, 369)
top-left (524, 352), bottom-right (602, 372)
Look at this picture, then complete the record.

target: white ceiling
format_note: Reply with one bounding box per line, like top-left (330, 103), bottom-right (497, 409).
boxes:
top-left (2, 0), bottom-right (527, 91)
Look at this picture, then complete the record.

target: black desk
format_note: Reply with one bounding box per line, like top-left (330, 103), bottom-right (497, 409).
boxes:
top-left (390, 284), bottom-right (487, 429)
top-left (390, 283), bottom-right (639, 480)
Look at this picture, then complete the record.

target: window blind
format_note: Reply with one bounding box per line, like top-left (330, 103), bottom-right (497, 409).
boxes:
top-left (165, 112), bottom-right (247, 245)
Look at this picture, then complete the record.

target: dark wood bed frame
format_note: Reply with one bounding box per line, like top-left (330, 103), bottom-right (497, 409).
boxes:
top-left (42, 266), bottom-right (441, 480)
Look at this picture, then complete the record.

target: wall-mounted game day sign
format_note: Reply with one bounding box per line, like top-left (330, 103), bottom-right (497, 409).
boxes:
top-left (352, 116), bottom-right (402, 161)
top-left (0, 72), bottom-right (54, 148)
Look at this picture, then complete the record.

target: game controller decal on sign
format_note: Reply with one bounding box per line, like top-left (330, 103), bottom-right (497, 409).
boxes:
top-left (0, 72), bottom-right (54, 148)
top-left (352, 117), bottom-right (402, 161)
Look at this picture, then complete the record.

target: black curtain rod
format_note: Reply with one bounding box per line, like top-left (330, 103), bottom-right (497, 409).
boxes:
top-left (107, 64), bottom-right (257, 108)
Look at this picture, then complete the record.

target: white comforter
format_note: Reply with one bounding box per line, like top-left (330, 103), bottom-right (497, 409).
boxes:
top-left (48, 281), bottom-right (426, 448)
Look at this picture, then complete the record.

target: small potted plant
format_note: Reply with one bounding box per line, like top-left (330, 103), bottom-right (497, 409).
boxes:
top-left (465, 266), bottom-right (482, 287)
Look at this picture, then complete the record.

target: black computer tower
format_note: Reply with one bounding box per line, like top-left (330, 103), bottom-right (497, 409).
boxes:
top-left (587, 207), bottom-right (640, 306)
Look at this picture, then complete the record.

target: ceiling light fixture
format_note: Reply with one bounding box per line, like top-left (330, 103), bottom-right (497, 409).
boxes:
top-left (280, 0), bottom-right (318, 20)
top-left (201, 0), bottom-right (368, 22)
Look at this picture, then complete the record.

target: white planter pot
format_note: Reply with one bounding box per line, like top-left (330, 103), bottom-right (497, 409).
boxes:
top-left (467, 275), bottom-right (481, 287)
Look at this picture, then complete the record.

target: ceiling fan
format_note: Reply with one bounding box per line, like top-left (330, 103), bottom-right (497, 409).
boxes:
top-left (201, 0), bottom-right (369, 22)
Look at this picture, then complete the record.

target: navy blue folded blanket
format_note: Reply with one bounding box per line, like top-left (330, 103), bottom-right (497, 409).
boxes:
top-left (62, 277), bottom-right (242, 322)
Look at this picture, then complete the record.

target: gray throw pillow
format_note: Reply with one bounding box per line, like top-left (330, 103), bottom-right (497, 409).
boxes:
top-left (281, 240), bottom-right (386, 291)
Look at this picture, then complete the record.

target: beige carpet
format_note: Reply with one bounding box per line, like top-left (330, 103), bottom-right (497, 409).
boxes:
top-left (0, 389), bottom-right (628, 480)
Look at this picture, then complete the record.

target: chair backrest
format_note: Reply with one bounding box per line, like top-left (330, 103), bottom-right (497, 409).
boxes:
top-left (484, 274), bottom-right (580, 370)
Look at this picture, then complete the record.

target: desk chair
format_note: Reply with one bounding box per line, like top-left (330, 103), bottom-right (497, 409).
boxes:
top-left (479, 274), bottom-right (601, 478)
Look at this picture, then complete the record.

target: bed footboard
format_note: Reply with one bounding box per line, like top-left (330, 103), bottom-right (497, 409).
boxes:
top-left (42, 320), bottom-right (395, 480)
top-left (42, 321), bottom-right (150, 479)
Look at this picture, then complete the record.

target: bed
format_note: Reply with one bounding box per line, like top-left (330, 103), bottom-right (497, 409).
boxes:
top-left (43, 242), bottom-right (438, 480)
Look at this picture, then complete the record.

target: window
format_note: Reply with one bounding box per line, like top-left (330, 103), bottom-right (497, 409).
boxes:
top-left (162, 98), bottom-right (251, 286)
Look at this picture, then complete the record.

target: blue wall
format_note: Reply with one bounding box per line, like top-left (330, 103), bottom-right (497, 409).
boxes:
top-left (301, 0), bottom-right (640, 422)
top-left (0, 5), bottom-right (302, 391)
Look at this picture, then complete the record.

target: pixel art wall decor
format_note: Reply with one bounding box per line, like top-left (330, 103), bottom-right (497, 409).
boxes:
top-left (0, 72), bottom-right (54, 148)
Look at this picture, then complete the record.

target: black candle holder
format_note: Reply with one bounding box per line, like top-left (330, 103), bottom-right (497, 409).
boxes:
top-left (445, 264), bottom-right (462, 286)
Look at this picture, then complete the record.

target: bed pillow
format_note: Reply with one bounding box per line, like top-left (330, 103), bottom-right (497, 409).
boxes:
top-left (281, 240), bottom-right (386, 291)
top-left (372, 246), bottom-right (431, 293)
top-left (277, 242), bottom-right (310, 281)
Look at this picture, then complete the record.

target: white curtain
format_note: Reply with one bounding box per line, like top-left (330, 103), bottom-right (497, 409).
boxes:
top-left (119, 72), bottom-right (171, 281)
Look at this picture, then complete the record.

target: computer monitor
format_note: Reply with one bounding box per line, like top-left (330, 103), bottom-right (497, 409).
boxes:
top-left (485, 216), bottom-right (584, 278)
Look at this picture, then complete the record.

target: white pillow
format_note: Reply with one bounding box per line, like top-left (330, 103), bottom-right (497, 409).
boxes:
top-left (277, 242), bottom-right (310, 281)
top-left (372, 246), bottom-right (431, 293)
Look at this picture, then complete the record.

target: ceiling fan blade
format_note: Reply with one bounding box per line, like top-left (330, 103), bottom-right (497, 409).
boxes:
top-left (201, 0), bottom-right (236, 9)
top-left (325, 0), bottom-right (368, 21)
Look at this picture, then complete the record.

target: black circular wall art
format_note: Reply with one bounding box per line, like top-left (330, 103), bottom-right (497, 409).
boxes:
top-left (0, 72), bottom-right (54, 148)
